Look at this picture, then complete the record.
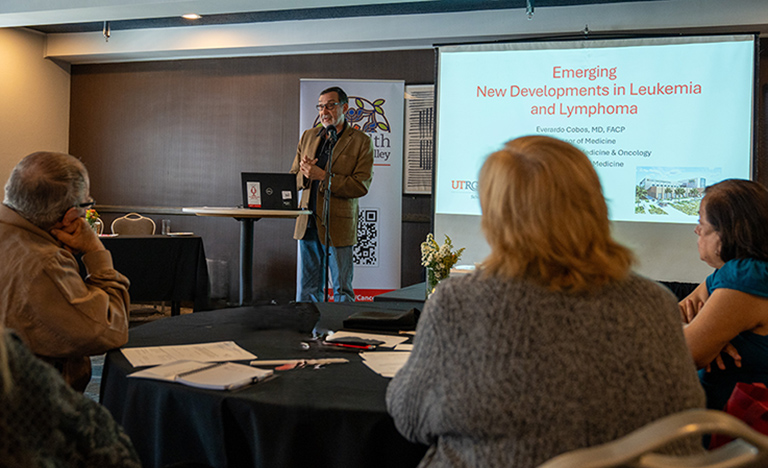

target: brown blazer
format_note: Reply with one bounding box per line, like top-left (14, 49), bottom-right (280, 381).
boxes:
top-left (290, 124), bottom-right (374, 247)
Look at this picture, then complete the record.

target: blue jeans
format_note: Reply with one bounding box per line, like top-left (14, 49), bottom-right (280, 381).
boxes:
top-left (297, 226), bottom-right (355, 302)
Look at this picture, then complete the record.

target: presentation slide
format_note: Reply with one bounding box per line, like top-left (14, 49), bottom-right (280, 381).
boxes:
top-left (435, 36), bottom-right (754, 223)
top-left (433, 35), bottom-right (755, 282)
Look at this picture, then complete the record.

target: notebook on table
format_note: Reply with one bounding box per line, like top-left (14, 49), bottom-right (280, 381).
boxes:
top-left (241, 172), bottom-right (298, 210)
top-left (129, 360), bottom-right (273, 391)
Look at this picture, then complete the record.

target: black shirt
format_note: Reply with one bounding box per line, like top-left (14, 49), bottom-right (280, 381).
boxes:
top-left (307, 123), bottom-right (346, 229)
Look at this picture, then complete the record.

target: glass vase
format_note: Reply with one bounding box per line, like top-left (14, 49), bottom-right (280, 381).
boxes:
top-left (90, 218), bottom-right (104, 235)
top-left (425, 267), bottom-right (446, 299)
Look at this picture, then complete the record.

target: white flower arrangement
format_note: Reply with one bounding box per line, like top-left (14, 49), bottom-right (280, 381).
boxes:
top-left (421, 233), bottom-right (465, 294)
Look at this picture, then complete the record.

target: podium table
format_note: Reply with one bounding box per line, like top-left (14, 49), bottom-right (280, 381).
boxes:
top-left (182, 207), bottom-right (311, 305)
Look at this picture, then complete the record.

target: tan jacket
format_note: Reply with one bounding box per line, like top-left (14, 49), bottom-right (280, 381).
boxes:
top-left (0, 205), bottom-right (130, 391)
top-left (291, 124), bottom-right (374, 247)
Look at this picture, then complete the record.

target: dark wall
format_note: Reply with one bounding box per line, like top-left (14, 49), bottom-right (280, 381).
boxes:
top-left (69, 50), bottom-right (436, 305)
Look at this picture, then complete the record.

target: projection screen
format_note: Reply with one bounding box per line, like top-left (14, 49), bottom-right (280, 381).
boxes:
top-left (433, 35), bottom-right (756, 283)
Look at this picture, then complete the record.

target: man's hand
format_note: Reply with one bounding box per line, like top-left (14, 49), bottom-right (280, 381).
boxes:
top-left (299, 155), bottom-right (326, 181)
top-left (50, 217), bottom-right (105, 255)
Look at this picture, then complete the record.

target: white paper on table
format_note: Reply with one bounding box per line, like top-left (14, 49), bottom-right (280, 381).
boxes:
top-left (326, 330), bottom-right (408, 349)
top-left (394, 343), bottom-right (413, 351)
top-left (121, 341), bottom-right (257, 368)
top-left (359, 351), bottom-right (411, 378)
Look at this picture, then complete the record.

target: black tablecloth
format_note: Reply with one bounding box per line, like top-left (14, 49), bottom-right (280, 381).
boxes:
top-left (101, 302), bottom-right (428, 468)
top-left (86, 235), bottom-right (210, 312)
top-left (373, 282), bottom-right (427, 303)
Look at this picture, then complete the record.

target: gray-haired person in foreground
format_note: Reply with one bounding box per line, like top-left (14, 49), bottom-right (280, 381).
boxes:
top-left (0, 151), bottom-right (130, 392)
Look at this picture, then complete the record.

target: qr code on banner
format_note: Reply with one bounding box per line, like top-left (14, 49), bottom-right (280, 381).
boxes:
top-left (354, 208), bottom-right (378, 267)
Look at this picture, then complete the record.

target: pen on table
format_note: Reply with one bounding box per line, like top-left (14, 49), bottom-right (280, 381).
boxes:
top-left (249, 358), bottom-right (349, 367)
top-left (226, 377), bottom-right (258, 391)
top-left (227, 371), bottom-right (279, 390)
top-left (322, 341), bottom-right (377, 350)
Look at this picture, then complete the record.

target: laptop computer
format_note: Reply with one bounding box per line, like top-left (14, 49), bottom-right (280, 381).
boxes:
top-left (241, 172), bottom-right (298, 210)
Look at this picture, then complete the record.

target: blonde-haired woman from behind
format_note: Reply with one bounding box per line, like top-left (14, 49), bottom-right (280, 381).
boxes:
top-left (387, 135), bottom-right (705, 468)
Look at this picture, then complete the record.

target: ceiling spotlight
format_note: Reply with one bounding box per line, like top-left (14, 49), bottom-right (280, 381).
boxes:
top-left (181, 13), bottom-right (202, 20)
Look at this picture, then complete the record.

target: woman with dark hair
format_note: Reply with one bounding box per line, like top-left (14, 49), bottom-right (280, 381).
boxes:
top-left (386, 136), bottom-right (704, 467)
top-left (681, 178), bottom-right (768, 411)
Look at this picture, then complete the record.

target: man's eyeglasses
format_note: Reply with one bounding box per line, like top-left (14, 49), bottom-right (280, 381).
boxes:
top-left (75, 200), bottom-right (96, 209)
top-left (316, 102), bottom-right (341, 111)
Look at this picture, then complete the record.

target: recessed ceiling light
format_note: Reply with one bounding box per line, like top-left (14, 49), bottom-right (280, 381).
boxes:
top-left (182, 13), bottom-right (202, 20)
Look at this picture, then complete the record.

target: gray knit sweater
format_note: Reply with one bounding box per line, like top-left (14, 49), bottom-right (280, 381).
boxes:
top-left (386, 272), bottom-right (705, 467)
top-left (0, 330), bottom-right (140, 467)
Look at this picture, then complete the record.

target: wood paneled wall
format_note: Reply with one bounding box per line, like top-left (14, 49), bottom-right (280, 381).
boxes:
top-left (70, 50), bottom-right (436, 305)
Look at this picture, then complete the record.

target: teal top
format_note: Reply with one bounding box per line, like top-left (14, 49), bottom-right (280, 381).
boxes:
top-left (700, 258), bottom-right (768, 410)
top-left (706, 258), bottom-right (768, 298)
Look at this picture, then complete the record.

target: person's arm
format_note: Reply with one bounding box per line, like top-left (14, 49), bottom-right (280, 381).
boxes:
top-left (386, 293), bottom-right (447, 445)
top-left (684, 288), bottom-right (764, 369)
top-left (322, 133), bottom-right (373, 199)
top-left (22, 246), bottom-right (130, 358)
top-left (290, 132), bottom-right (312, 190)
top-left (679, 281), bottom-right (710, 323)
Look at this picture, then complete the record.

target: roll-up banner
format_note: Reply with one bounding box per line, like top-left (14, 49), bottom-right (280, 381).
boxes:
top-left (299, 79), bottom-right (404, 301)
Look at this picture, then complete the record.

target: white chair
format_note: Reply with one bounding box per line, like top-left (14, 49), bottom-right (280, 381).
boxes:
top-left (111, 212), bottom-right (156, 235)
top-left (538, 409), bottom-right (768, 468)
top-left (111, 212), bottom-right (165, 317)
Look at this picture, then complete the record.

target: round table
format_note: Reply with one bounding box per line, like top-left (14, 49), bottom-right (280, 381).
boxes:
top-left (101, 301), bottom-right (427, 468)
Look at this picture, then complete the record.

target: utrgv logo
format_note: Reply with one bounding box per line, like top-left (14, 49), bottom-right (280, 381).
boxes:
top-left (451, 180), bottom-right (478, 191)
